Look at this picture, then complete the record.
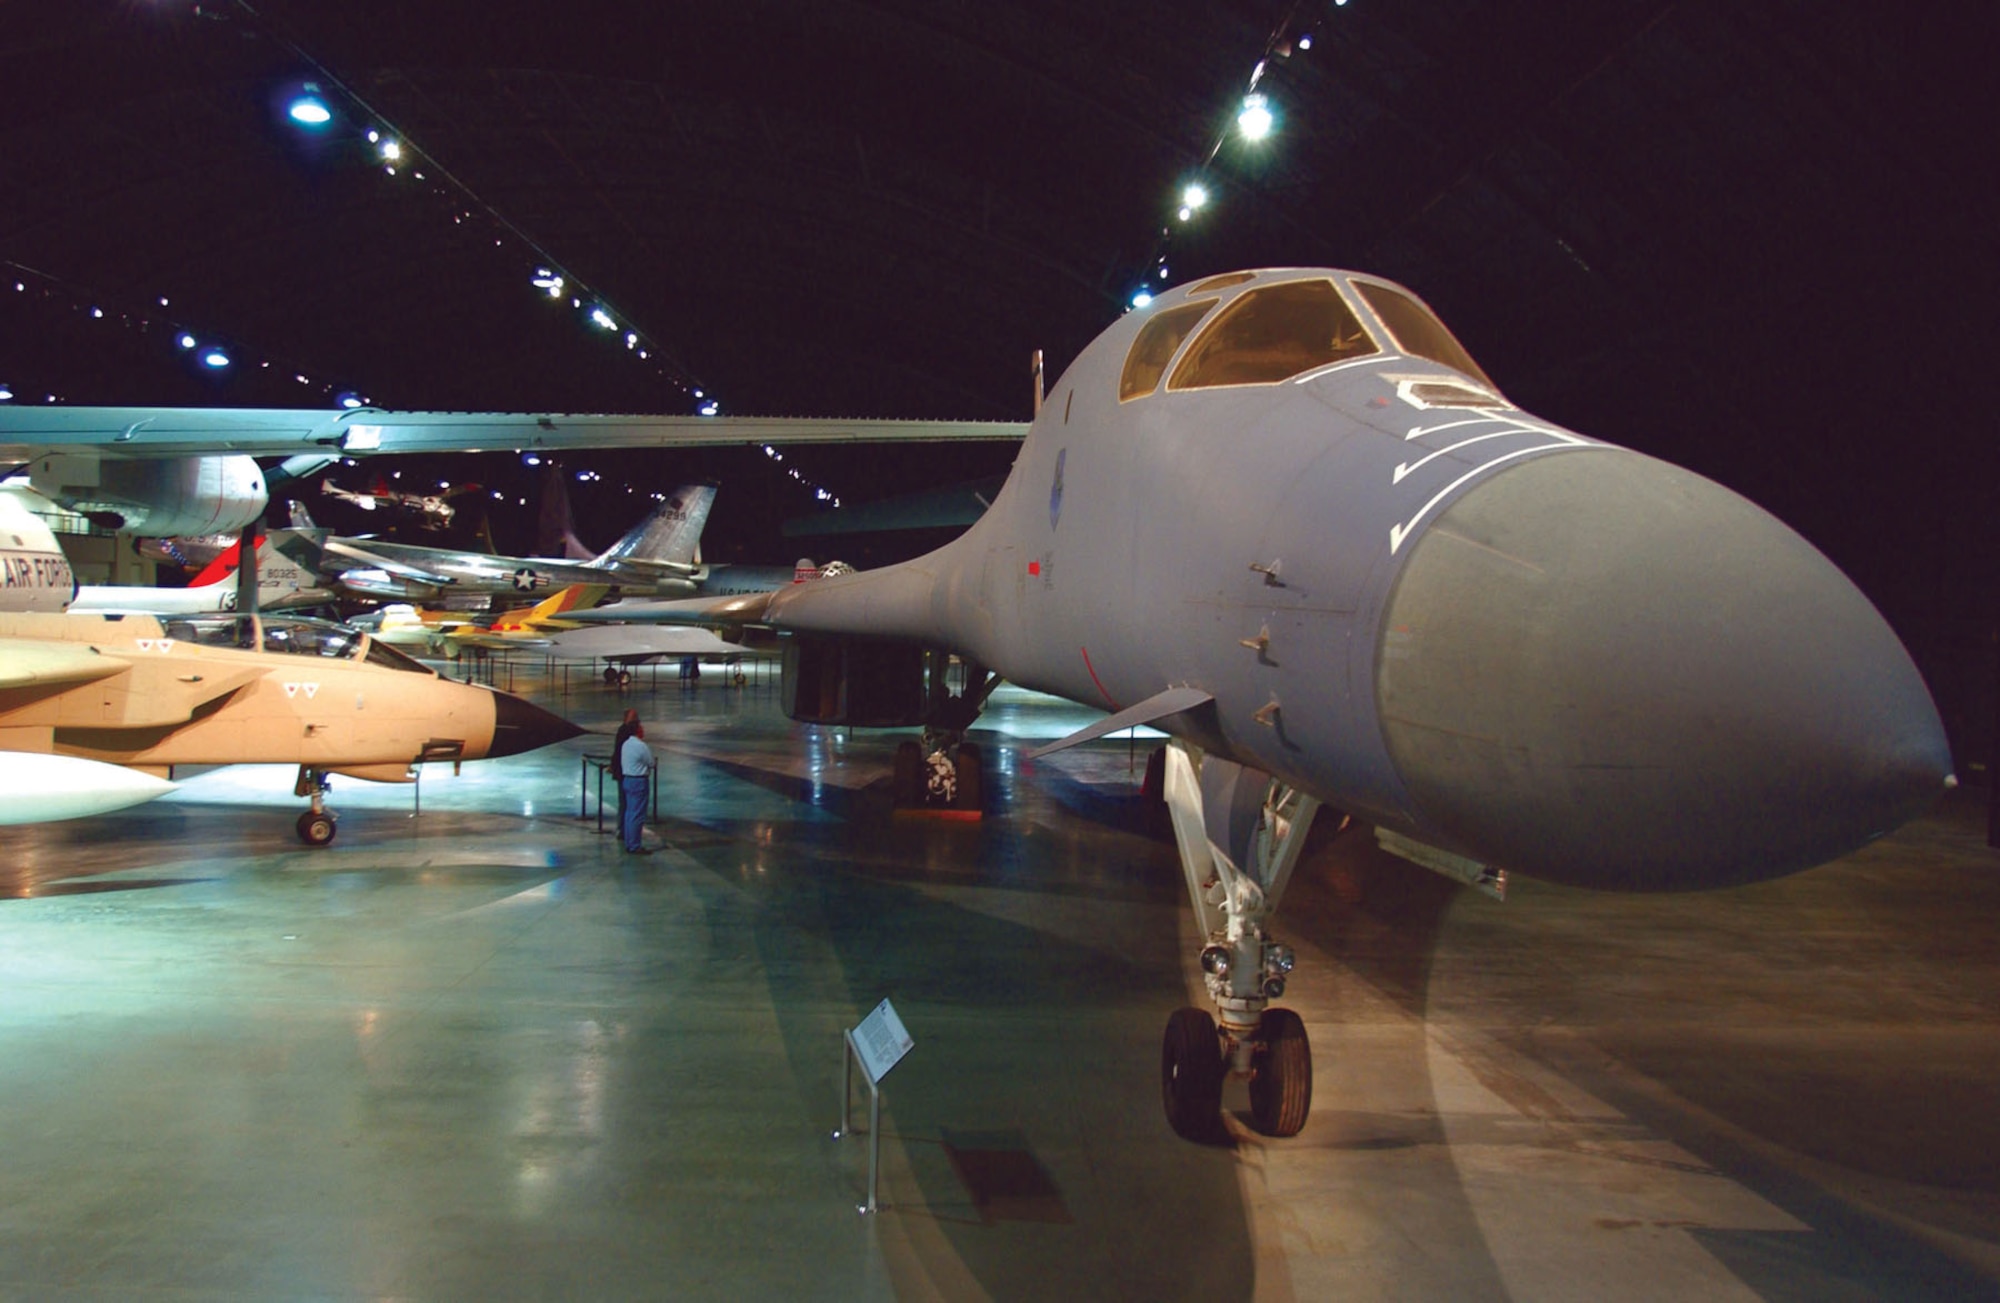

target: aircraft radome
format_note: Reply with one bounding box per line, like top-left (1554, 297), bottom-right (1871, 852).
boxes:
top-left (0, 610), bottom-right (582, 844)
top-left (611, 267), bottom-right (1955, 1141)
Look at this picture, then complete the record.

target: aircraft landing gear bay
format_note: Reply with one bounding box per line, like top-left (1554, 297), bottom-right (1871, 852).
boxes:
top-left (1159, 741), bottom-right (1319, 1139)
top-left (293, 766), bottom-right (338, 846)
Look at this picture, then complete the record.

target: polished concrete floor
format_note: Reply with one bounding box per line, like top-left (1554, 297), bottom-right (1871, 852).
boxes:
top-left (2, 667), bottom-right (1996, 1301)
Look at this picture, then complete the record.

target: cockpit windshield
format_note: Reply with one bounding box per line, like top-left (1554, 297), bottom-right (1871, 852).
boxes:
top-left (1166, 279), bottom-right (1378, 391)
top-left (1351, 281), bottom-right (1495, 387)
top-left (156, 614), bottom-right (430, 673)
top-left (1119, 301), bottom-right (1217, 401)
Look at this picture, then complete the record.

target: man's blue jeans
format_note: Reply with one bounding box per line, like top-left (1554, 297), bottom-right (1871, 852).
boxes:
top-left (621, 774), bottom-right (650, 850)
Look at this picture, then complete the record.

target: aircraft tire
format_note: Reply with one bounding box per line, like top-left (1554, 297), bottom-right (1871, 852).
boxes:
top-left (297, 811), bottom-right (337, 847)
top-left (1248, 1008), bottom-right (1311, 1137)
top-left (1162, 1007), bottom-right (1224, 1141)
top-left (893, 741), bottom-right (921, 805)
top-left (953, 744), bottom-right (983, 811)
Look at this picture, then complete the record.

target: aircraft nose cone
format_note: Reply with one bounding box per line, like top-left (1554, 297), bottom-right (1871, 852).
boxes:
top-left (486, 689), bottom-right (586, 758)
top-left (1377, 449), bottom-right (1951, 890)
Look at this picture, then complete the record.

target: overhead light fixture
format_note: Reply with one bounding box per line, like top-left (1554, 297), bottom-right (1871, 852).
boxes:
top-left (379, 140), bottom-right (403, 162)
top-left (201, 349), bottom-right (231, 369)
top-left (288, 95), bottom-right (332, 127)
top-left (1131, 289), bottom-right (1154, 309)
top-left (1238, 93), bottom-right (1275, 141)
top-left (0, 384), bottom-right (12, 402)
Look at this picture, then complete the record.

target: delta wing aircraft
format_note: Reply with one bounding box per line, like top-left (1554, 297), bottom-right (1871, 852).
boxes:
top-left (0, 609), bottom-right (581, 841)
top-left (0, 266), bottom-right (1954, 1142)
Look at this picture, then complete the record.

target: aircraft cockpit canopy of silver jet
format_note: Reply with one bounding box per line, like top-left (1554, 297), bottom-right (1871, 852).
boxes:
top-left (155, 614), bottom-right (433, 674)
top-left (1118, 272), bottom-right (1499, 403)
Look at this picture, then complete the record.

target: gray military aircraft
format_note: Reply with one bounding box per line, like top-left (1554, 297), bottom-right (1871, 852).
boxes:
top-left (0, 266), bottom-right (1955, 1142)
top-left (569, 267), bottom-right (1954, 1140)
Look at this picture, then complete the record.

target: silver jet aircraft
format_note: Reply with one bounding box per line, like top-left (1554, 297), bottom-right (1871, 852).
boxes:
top-left (296, 484), bottom-right (717, 604)
top-left (599, 266), bottom-right (1953, 1141)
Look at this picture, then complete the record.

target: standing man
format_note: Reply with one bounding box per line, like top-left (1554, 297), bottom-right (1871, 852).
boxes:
top-left (619, 720), bottom-right (656, 854)
top-left (611, 707), bottom-right (640, 839)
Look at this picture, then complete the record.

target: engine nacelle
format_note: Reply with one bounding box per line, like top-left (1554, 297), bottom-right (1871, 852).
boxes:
top-left (31, 454), bottom-right (268, 536)
top-left (782, 635), bottom-right (948, 727)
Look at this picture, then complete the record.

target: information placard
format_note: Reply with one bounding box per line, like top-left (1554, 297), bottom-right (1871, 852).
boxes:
top-left (850, 998), bottom-right (914, 1085)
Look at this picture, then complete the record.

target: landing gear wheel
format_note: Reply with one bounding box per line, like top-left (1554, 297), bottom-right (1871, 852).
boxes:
top-left (1248, 1008), bottom-right (1312, 1137)
top-left (952, 743), bottom-right (984, 811)
top-left (296, 810), bottom-right (336, 847)
top-left (893, 740), bottom-right (921, 805)
top-left (1162, 1007), bottom-right (1224, 1141)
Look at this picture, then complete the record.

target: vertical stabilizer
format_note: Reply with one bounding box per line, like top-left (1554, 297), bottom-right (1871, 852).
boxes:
top-left (538, 462), bottom-right (596, 560)
top-left (591, 484), bottom-right (716, 570)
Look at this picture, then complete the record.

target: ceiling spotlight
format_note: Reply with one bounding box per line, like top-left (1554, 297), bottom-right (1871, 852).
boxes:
top-left (1297, 32), bottom-right (1313, 49)
top-left (590, 307), bottom-right (616, 330)
top-left (523, 454), bottom-right (542, 466)
top-left (1238, 93), bottom-right (1275, 141)
top-left (698, 401), bottom-right (720, 416)
top-left (1131, 289), bottom-right (1154, 309)
top-left (288, 95), bottom-right (333, 127)
top-left (0, 384), bottom-right (12, 402)
top-left (178, 334), bottom-right (197, 350)
top-left (379, 140), bottom-right (403, 162)
top-left (1182, 183), bottom-right (1210, 211)
top-left (336, 391), bottom-right (364, 409)
top-left (201, 349), bottom-right (231, 369)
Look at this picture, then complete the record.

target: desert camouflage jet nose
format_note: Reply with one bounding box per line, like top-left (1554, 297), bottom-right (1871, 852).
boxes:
top-left (481, 688), bottom-right (587, 758)
top-left (1377, 449), bottom-right (1953, 891)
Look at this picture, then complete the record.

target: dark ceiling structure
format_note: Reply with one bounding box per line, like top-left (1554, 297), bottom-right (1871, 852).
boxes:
top-left (1, 2), bottom-right (1993, 759)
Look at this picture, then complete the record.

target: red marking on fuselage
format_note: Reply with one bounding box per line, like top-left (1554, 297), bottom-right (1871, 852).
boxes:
top-left (1080, 645), bottom-right (1119, 711)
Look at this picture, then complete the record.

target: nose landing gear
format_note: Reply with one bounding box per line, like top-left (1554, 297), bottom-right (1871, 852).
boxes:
top-left (1157, 742), bottom-right (1320, 1140)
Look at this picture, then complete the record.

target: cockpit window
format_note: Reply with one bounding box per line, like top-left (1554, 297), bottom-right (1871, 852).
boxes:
top-left (1118, 301), bottom-right (1217, 401)
top-left (1167, 279), bottom-right (1378, 391)
top-left (1186, 271), bottom-right (1256, 295)
top-left (1352, 281), bottom-right (1495, 387)
top-left (362, 636), bottom-right (434, 674)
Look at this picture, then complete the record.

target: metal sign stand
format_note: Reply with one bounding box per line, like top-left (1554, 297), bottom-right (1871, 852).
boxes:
top-left (832, 998), bottom-right (914, 1216)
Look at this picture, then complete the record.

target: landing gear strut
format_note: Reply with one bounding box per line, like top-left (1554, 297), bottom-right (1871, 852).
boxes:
top-left (1157, 741), bottom-right (1320, 1139)
top-left (293, 766), bottom-right (337, 846)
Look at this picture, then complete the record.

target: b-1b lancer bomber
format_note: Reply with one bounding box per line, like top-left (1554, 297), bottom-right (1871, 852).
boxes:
top-left (0, 267), bottom-right (1955, 1141)
top-left (635, 267), bottom-right (1954, 1141)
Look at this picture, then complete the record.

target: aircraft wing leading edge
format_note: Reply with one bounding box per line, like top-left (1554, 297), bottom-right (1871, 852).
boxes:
top-left (0, 410), bottom-right (1027, 461)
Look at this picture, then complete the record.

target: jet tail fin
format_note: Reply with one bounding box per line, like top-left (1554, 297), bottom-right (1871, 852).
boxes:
top-left (592, 484), bottom-right (716, 570)
top-left (188, 535), bottom-right (257, 588)
top-left (537, 462), bottom-right (597, 560)
top-left (501, 583), bottom-right (614, 631)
